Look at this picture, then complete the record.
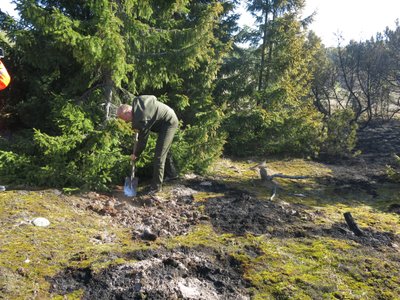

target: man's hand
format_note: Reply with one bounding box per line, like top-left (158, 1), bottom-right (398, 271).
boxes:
top-left (130, 154), bottom-right (137, 161)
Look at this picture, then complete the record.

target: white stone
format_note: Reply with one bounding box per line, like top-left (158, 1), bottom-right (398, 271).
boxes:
top-left (293, 193), bottom-right (306, 197)
top-left (32, 217), bottom-right (50, 227)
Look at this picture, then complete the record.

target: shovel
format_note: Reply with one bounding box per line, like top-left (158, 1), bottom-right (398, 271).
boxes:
top-left (124, 132), bottom-right (139, 197)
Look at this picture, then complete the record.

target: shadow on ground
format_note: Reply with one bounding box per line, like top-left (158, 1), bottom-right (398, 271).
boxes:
top-left (181, 179), bottom-right (400, 249)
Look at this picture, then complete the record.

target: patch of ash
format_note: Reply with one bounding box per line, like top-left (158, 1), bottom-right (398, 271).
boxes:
top-left (181, 178), bottom-right (236, 194)
top-left (170, 184), bottom-right (198, 203)
top-left (48, 247), bottom-right (251, 300)
top-left (318, 120), bottom-right (400, 186)
top-left (321, 223), bottom-right (400, 248)
top-left (203, 192), bottom-right (312, 236)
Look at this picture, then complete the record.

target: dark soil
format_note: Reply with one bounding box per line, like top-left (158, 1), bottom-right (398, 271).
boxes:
top-left (318, 119), bottom-right (400, 188)
top-left (203, 189), bottom-right (311, 236)
top-left (82, 175), bottom-right (399, 248)
top-left (81, 186), bottom-right (206, 241)
top-left (48, 246), bottom-right (251, 300)
top-left (195, 180), bottom-right (399, 248)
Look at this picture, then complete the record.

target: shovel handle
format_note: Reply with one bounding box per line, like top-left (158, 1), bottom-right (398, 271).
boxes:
top-left (131, 132), bottom-right (139, 179)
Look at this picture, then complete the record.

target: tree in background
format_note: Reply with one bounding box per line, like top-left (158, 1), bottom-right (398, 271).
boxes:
top-left (312, 23), bottom-right (400, 126)
top-left (221, 0), bottom-right (324, 157)
top-left (384, 22), bottom-right (400, 119)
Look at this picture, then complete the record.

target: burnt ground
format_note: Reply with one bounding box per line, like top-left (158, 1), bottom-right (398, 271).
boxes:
top-left (45, 120), bottom-right (400, 299)
top-left (49, 179), bottom-right (399, 299)
top-left (322, 119), bottom-right (400, 186)
top-left (49, 246), bottom-right (251, 300)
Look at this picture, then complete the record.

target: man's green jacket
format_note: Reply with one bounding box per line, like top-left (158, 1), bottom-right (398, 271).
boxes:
top-left (131, 95), bottom-right (177, 158)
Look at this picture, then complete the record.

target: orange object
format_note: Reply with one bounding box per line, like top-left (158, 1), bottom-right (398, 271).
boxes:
top-left (0, 60), bottom-right (11, 90)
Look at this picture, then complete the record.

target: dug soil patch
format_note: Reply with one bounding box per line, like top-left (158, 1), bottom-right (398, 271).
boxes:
top-left (48, 246), bottom-right (251, 299)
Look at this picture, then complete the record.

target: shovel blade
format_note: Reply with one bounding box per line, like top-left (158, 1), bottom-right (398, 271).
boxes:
top-left (124, 176), bottom-right (138, 197)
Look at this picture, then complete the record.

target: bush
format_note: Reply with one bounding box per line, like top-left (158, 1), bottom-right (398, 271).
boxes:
top-left (387, 154), bottom-right (400, 182)
top-left (0, 98), bottom-right (226, 190)
top-left (321, 109), bottom-right (358, 157)
top-left (223, 105), bottom-right (324, 157)
top-left (173, 106), bottom-right (226, 174)
top-left (0, 150), bottom-right (36, 186)
top-left (0, 101), bottom-right (133, 191)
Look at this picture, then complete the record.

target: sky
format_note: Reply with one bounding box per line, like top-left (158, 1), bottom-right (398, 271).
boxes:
top-left (2, 0), bottom-right (400, 47)
top-left (238, 0), bottom-right (400, 47)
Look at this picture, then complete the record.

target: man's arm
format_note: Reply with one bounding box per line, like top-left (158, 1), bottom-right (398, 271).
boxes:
top-left (133, 128), bottom-right (150, 159)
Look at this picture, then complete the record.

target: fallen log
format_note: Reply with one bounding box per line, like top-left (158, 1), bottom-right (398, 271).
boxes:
top-left (343, 212), bottom-right (364, 236)
top-left (269, 183), bottom-right (277, 201)
top-left (257, 166), bottom-right (310, 200)
top-left (259, 166), bottom-right (310, 181)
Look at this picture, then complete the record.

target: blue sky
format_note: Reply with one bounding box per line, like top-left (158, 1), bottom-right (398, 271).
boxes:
top-left (2, 0), bottom-right (400, 47)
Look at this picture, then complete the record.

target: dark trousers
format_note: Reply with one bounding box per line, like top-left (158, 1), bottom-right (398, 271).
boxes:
top-left (152, 119), bottom-right (178, 188)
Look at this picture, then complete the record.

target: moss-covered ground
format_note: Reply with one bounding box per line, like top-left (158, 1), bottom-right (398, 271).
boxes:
top-left (0, 157), bottom-right (399, 299)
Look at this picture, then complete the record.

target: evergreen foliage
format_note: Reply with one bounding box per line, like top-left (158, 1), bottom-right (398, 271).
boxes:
top-left (320, 109), bottom-right (358, 157)
top-left (0, 0), bottom-right (231, 190)
top-left (2, 1), bottom-right (399, 190)
top-left (0, 100), bottom-right (132, 190)
top-left (220, 0), bottom-right (324, 157)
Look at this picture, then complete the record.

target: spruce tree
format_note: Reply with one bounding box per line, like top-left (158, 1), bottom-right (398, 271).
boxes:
top-left (222, 0), bottom-right (324, 156)
top-left (0, 0), bottom-right (229, 190)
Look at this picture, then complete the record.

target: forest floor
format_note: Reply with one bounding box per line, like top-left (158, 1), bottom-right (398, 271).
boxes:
top-left (0, 120), bottom-right (399, 299)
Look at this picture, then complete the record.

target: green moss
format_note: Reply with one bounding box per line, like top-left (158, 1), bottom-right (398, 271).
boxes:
top-left (0, 190), bottom-right (142, 299)
top-left (192, 192), bottom-right (225, 202)
top-left (166, 224), bottom-right (234, 249)
top-left (239, 236), bottom-right (400, 299)
top-left (52, 289), bottom-right (84, 299)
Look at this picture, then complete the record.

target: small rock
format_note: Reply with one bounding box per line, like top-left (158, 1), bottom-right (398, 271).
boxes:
top-left (140, 228), bottom-right (158, 241)
top-left (51, 189), bottom-right (62, 195)
top-left (17, 267), bottom-right (28, 277)
top-left (32, 217), bottom-right (50, 227)
top-left (293, 193), bottom-right (306, 197)
top-left (183, 173), bottom-right (198, 180)
top-left (0, 185), bottom-right (6, 191)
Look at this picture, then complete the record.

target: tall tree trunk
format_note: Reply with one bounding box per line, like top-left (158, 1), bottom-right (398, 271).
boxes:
top-left (257, 2), bottom-right (270, 97)
top-left (264, 9), bottom-right (276, 101)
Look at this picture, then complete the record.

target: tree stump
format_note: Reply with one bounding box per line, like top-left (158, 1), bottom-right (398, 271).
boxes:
top-left (343, 212), bottom-right (364, 236)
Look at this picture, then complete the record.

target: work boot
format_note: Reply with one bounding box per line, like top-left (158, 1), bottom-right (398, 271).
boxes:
top-left (164, 175), bottom-right (179, 182)
top-left (165, 154), bottom-right (178, 181)
top-left (140, 184), bottom-right (162, 196)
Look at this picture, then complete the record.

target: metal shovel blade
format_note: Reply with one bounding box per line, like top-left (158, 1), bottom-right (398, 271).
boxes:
top-left (124, 176), bottom-right (138, 197)
top-left (124, 132), bottom-right (139, 197)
